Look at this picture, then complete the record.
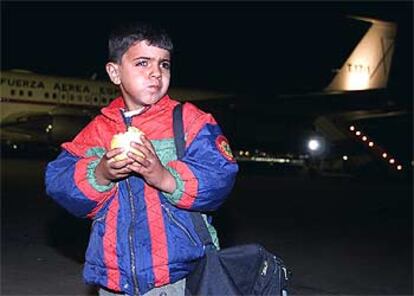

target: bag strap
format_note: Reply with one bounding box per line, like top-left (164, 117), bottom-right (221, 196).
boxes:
top-left (172, 103), bottom-right (215, 247)
top-left (173, 103), bottom-right (186, 159)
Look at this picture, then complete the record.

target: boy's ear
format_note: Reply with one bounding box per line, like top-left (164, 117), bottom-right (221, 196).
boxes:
top-left (105, 62), bottom-right (121, 85)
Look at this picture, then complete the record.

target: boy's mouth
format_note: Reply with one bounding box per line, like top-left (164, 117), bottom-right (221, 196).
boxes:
top-left (147, 84), bottom-right (161, 90)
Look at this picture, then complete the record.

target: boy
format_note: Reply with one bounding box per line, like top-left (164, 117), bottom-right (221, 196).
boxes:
top-left (45, 22), bottom-right (238, 296)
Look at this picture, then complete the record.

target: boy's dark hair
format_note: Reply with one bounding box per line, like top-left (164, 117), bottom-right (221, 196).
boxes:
top-left (108, 22), bottom-right (173, 63)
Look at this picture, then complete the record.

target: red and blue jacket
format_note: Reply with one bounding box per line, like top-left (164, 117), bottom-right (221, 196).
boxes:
top-left (45, 95), bottom-right (238, 295)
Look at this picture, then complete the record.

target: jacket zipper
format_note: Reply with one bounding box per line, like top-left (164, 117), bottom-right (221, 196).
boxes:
top-left (125, 179), bottom-right (140, 296)
top-left (161, 204), bottom-right (198, 246)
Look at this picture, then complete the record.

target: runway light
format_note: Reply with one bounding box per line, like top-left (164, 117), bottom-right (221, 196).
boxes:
top-left (306, 136), bottom-right (326, 156)
top-left (355, 131), bottom-right (361, 136)
top-left (45, 124), bottom-right (53, 133)
top-left (308, 139), bottom-right (320, 151)
top-left (368, 141), bottom-right (374, 147)
top-left (397, 165), bottom-right (402, 170)
top-left (382, 153), bottom-right (388, 158)
top-left (362, 136), bottom-right (367, 141)
top-left (342, 155), bottom-right (348, 161)
top-left (389, 158), bottom-right (395, 164)
top-left (349, 125), bottom-right (355, 131)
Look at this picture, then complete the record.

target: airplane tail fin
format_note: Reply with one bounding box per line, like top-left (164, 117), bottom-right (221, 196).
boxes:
top-left (325, 16), bottom-right (397, 92)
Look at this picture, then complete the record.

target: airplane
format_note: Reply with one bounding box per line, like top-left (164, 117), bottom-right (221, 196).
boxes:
top-left (1, 16), bottom-right (410, 175)
top-left (193, 16), bottom-right (410, 175)
top-left (0, 69), bottom-right (233, 153)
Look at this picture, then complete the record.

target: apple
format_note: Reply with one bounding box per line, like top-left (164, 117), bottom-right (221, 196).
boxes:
top-left (110, 127), bottom-right (145, 161)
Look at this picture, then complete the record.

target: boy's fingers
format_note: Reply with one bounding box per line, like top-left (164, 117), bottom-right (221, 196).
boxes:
top-left (115, 172), bottom-right (130, 179)
top-left (127, 152), bottom-right (151, 167)
top-left (131, 142), bottom-right (151, 158)
top-left (127, 163), bottom-right (142, 173)
top-left (106, 147), bottom-right (124, 159)
top-left (140, 135), bottom-right (156, 154)
top-left (115, 167), bottom-right (132, 175)
top-left (110, 158), bottom-right (133, 169)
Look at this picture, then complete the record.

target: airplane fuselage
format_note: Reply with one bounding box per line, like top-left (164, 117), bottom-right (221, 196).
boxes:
top-left (0, 70), bottom-right (118, 121)
top-left (0, 70), bottom-right (234, 122)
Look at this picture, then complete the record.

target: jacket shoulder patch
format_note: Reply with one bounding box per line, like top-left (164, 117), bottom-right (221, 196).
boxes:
top-left (215, 135), bottom-right (235, 162)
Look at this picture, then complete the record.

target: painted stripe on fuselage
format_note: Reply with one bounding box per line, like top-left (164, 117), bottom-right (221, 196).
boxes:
top-left (0, 97), bottom-right (103, 108)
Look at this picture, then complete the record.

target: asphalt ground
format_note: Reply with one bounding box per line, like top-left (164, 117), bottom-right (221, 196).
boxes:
top-left (1, 156), bottom-right (413, 295)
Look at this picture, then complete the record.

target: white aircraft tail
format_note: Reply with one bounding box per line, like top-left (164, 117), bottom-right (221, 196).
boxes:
top-left (325, 16), bottom-right (397, 92)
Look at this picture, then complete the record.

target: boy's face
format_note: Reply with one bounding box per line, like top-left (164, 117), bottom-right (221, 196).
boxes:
top-left (106, 40), bottom-right (171, 110)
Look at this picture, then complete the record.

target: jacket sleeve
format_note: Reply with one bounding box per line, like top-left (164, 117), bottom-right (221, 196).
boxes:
top-left (45, 118), bottom-right (117, 218)
top-left (162, 103), bottom-right (239, 212)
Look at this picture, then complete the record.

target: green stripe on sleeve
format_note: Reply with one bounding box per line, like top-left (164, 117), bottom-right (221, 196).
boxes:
top-left (85, 147), bottom-right (115, 192)
top-left (163, 166), bottom-right (184, 204)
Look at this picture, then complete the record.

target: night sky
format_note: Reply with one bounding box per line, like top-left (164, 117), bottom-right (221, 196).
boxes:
top-left (2, 1), bottom-right (413, 100)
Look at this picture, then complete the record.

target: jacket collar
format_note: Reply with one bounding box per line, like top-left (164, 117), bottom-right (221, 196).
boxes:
top-left (101, 94), bottom-right (173, 123)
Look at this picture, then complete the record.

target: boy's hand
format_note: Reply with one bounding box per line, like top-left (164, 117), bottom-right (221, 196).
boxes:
top-left (95, 148), bottom-right (134, 185)
top-left (127, 135), bottom-right (176, 193)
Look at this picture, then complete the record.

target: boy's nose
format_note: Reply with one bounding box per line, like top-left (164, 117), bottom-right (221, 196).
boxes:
top-left (150, 66), bottom-right (162, 79)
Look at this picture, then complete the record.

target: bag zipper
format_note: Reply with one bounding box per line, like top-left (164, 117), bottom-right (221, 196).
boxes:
top-left (273, 255), bottom-right (289, 280)
top-left (125, 179), bottom-right (140, 296)
top-left (161, 204), bottom-right (198, 246)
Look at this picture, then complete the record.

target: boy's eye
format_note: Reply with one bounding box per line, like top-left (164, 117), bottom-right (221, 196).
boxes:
top-left (136, 60), bottom-right (148, 67)
top-left (161, 62), bottom-right (171, 70)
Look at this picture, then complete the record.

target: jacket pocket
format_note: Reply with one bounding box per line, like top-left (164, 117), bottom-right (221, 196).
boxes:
top-left (161, 203), bottom-right (198, 247)
top-left (85, 211), bottom-right (107, 266)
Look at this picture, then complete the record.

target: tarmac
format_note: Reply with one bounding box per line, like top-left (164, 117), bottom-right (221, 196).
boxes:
top-left (1, 156), bottom-right (413, 295)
